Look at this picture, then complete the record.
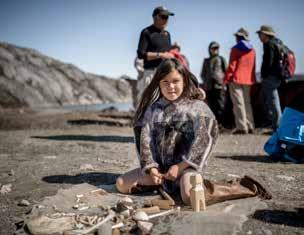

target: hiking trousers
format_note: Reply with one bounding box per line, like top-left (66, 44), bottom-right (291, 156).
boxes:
top-left (229, 83), bottom-right (255, 132)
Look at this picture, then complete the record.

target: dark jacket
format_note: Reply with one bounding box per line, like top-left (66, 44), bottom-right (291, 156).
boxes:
top-left (201, 43), bottom-right (227, 90)
top-left (137, 25), bottom-right (172, 69)
top-left (134, 97), bottom-right (218, 174)
top-left (261, 37), bottom-right (282, 79)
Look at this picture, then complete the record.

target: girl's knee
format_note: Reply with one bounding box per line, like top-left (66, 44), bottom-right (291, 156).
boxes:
top-left (180, 187), bottom-right (191, 205)
top-left (116, 176), bottom-right (129, 194)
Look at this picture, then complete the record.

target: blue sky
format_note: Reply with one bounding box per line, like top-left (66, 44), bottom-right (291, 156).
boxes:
top-left (1, 0), bottom-right (303, 81)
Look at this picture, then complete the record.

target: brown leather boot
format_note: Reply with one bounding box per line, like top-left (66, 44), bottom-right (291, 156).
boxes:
top-left (203, 176), bottom-right (272, 206)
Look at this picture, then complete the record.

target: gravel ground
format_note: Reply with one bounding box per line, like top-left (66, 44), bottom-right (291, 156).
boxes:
top-left (0, 109), bottom-right (303, 234)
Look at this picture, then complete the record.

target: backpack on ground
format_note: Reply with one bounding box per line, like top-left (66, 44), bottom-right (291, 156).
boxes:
top-left (275, 40), bottom-right (296, 79)
top-left (264, 107), bottom-right (304, 163)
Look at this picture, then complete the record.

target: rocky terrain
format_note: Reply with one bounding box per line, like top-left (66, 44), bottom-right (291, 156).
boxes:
top-left (0, 109), bottom-right (303, 234)
top-left (0, 41), bottom-right (133, 108)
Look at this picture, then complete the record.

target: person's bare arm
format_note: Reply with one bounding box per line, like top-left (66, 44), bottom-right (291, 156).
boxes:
top-left (146, 52), bottom-right (174, 61)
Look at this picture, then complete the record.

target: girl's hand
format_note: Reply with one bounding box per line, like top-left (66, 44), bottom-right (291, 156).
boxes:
top-left (164, 162), bottom-right (191, 181)
top-left (149, 167), bottom-right (163, 185)
top-left (164, 164), bottom-right (180, 181)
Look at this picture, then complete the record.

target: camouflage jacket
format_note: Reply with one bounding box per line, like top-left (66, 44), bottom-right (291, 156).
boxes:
top-left (201, 55), bottom-right (227, 90)
top-left (134, 97), bottom-right (218, 174)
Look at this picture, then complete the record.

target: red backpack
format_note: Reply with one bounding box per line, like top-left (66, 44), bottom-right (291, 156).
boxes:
top-left (275, 41), bottom-right (296, 79)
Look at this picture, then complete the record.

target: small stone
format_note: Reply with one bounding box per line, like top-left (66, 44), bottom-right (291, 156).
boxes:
top-left (8, 170), bottom-right (15, 176)
top-left (0, 184), bottom-right (12, 194)
top-left (276, 175), bottom-right (295, 181)
top-left (137, 221), bottom-right (153, 234)
top-left (120, 196), bottom-right (133, 205)
top-left (262, 228), bottom-right (273, 235)
top-left (18, 200), bottom-right (30, 207)
top-left (43, 155), bottom-right (57, 160)
top-left (80, 164), bottom-right (94, 171)
top-left (247, 230), bottom-right (252, 235)
top-left (227, 174), bottom-right (240, 178)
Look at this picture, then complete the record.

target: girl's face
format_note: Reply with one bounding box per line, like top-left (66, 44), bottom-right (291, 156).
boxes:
top-left (159, 69), bottom-right (184, 101)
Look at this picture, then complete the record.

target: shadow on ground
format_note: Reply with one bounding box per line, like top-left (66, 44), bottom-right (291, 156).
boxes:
top-left (32, 135), bottom-right (134, 143)
top-left (215, 155), bottom-right (291, 163)
top-left (252, 208), bottom-right (304, 227)
top-left (42, 172), bottom-right (121, 186)
top-left (67, 119), bottom-right (130, 127)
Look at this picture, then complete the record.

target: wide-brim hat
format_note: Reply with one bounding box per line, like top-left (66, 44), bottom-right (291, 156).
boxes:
top-left (152, 6), bottom-right (174, 17)
top-left (256, 25), bottom-right (275, 36)
top-left (234, 27), bottom-right (250, 41)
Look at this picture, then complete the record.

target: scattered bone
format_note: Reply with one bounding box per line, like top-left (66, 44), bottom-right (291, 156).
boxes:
top-left (276, 175), bottom-right (295, 181)
top-left (0, 183), bottom-right (12, 194)
top-left (120, 196), bottom-right (133, 205)
top-left (78, 206), bottom-right (90, 211)
top-left (133, 211), bottom-right (149, 221)
top-left (65, 210), bottom-right (115, 235)
top-left (137, 221), bottom-right (154, 234)
top-left (136, 206), bottom-right (160, 215)
top-left (133, 207), bottom-right (180, 222)
top-left (148, 207), bottom-right (180, 220)
top-left (112, 222), bottom-right (124, 229)
top-left (37, 205), bottom-right (45, 209)
top-left (222, 204), bottom-right (235, 213)
top-left (76, 188), bottom-right (107, 199)
top-left (43, 155), bottom-right (57, 160)
top-left (18, 199), bottom-right (30, 207)
top-left (120, 209), bottom-right (130, 218)
top-left (227, 174), bottom-right (241, 178)
top-left (52, 204), bottom-right (61, 213)
top-left (80, 163), bottom-right (94, 171)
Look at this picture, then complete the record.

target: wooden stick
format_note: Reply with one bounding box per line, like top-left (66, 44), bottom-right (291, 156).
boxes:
top-left (151, 199), bottom-right (173, 209)
top-left (136, 206), bottom-right (160, 214)
top-left (159, 188), bottom-right (175, 205)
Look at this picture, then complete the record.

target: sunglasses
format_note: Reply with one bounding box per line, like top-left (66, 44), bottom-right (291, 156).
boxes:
top-left (159, 15), bottom-right (169, 20)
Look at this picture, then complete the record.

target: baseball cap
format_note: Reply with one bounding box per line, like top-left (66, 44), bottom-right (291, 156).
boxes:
top-left (152, 6), bottom-right (174, 17)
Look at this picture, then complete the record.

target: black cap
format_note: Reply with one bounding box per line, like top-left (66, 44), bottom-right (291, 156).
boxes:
top-left (152, 6), bottom-right (174, 17)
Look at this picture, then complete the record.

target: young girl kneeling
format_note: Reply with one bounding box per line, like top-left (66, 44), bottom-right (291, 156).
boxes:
top-left (116, 58), bottom-right (271, 205)
top-left (116, 58), bottom-right (217, 204)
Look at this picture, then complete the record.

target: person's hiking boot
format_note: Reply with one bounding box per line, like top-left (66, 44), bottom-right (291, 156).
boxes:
top-left (232, 129), bottom-right (248, 135)
top-left (248, 129), bottom-right (257, 134)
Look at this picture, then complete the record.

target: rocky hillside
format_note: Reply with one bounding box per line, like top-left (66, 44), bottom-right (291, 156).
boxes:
top-left (0, 42), bottom-right (133, 108)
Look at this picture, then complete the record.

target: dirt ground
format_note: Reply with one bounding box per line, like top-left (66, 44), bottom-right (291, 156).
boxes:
top-left (0, 108), bottom-right (303, 235)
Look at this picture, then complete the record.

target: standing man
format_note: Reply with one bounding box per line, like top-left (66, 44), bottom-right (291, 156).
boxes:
top-left (257, 25), bottom-right (282, 131)
top-left (224, 28), bottom-right (256, 134)
top-left (201, 41), bottom-right (227, 127)
top-left (136, 6), bottom-right (174, 105)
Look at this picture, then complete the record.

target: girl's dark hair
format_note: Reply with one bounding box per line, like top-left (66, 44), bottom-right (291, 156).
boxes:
top-left (134, 58), bottom-right (204, 123)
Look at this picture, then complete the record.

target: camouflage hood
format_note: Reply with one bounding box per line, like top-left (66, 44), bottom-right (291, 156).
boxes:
top-left (208, 41), bottom-right (220, 56)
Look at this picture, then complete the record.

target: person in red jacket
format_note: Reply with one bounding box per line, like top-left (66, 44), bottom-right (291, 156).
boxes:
top-left (224, 28), bottom-right (256, 134)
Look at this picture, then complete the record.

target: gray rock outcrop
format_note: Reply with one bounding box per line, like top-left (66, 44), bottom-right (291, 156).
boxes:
top-left (0, 41), bottom-right (133, 108)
